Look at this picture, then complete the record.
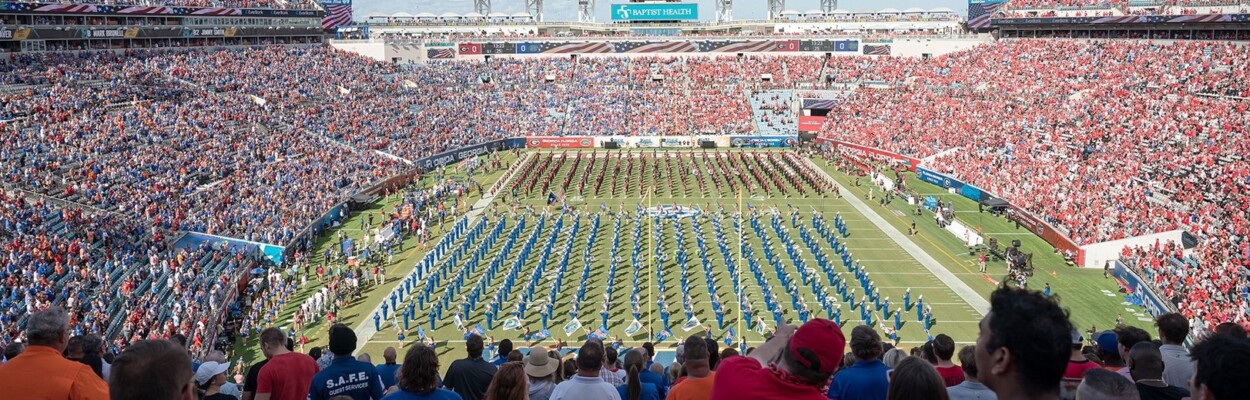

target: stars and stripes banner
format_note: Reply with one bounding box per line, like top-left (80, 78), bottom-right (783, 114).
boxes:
top-left (967, 0), bottom-right (1003, 29)
top-left (33, 4), bottom-right (98, 13)
top-left (320, 0), bottom-right (352, 30)
top-left (542, 42), bottom-right (615, 54)
top-left (117, 6), bottom-right (174, 14)
top-left (0, 1), bottom-right (321, 17)
top-left (457, 39), bottom-right (844, 56)
top-left (864, 45), bottom-right (891, 56)
top-left (427, 48), bottom-right (455, 59)
top-left (615, 41), bottom-right (698, 53)
top-left (191, 8), bottom-right (242, 16)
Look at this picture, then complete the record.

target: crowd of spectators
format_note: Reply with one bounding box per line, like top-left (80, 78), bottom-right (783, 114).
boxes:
top-left (818, 39), bottom-right (1248, 329)
top-left (8, 286), bottom-right (1250, 400)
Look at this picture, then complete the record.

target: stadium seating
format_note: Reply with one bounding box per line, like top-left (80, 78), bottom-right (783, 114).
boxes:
top-left (1, 36), bottom-right (1247, 351)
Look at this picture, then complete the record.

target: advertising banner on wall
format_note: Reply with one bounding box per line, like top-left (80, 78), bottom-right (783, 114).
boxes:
top-left (730, 135), bottom-right (797, 148)
top-left (414, 138), bottom-right (524, 171)
top-left (1112, 260), bottom-right (1174, 318)
top-left (1008, 204), bottom-right (1084, 264)
top-left (797, 116), bottom-right (825, 132)
top-left (525, 136), bottom-right (594, 149)
top-left (818, 138), bottom-right (921, 171)
top-left (610, 3), bottom-right (698, 21)
top-left (175, 232), bottom-right (286, 266)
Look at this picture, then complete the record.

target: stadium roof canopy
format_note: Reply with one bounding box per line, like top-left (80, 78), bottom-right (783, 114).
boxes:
top-left (438, 12), bottom-right (460, 18)
top-left (804, 9), bottom-right (825, 15)
top-left (512, 12), bottom-right (532, 17)
top-left (392, 12), bottom-right (414, 17)
top-left (929, 7), bottom-right (955, 13)
top-left (487, 12), bottom-right (509, 18)
top-left (779, 10), bottom-right (800, 15)
top-left (463, 12), bottom-right (485, 18)
top-left (902, 7), bottom-right (926, 13)
top-left (878, 8), bottom-right (902, 14)
top-left (830, 9), bottom-right (851, 14)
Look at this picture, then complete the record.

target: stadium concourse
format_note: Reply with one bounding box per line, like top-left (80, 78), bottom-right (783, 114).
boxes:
top-left (0, 16), bottom-right (1248, 400)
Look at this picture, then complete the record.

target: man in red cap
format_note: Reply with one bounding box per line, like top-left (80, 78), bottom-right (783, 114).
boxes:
top-left (709, 318), bottom-right (845, 400)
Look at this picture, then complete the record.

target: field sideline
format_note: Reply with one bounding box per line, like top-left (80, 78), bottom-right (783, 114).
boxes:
top-left (229, 149), bottom-right (1151, 374)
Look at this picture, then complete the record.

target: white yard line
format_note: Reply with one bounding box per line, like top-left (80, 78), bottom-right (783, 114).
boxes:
top-left (803, 158), bottom-right (990, 317)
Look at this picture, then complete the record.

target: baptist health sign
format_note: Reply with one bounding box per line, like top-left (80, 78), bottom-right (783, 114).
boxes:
top-left (611, 3), bottom-right (698, 21)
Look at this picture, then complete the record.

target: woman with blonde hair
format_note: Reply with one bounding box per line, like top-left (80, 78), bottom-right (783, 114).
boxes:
top-left (484, 361), bottom-right (528, 400)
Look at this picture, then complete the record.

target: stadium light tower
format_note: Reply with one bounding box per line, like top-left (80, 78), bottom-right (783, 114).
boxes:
top-left (526, 0), bottom-right (544, 22)
top-left (578, 0), bottom-right (595, 23)
top-left (767, 0), bottom-right (784, 20)
top-left (474, 0), bottom-right (491, 15)
top-left (821, 0), bottom-right (836, 13)
top-left (715, 0), bottom-right (733, 22)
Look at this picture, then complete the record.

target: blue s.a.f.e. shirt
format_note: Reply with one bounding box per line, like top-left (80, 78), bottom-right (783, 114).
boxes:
top-left (308, 355), bottom-right (386, 400)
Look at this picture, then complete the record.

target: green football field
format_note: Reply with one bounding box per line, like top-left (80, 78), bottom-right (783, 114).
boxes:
top-left (229, 149), bottom-right (1151, 374)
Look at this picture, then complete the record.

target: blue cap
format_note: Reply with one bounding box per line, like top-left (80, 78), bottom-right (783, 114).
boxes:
top-left (1095, 331), bottom-right (1118, 354)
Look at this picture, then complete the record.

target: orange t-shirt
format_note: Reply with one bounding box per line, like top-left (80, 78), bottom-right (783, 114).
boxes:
top-left (0, 345), bottom-right (109, 400)
top-left (667, 371), bottom-right (716, 400)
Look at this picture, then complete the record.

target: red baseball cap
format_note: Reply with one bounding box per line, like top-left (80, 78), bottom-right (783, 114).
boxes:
top-left (788, 318), bottom-right (847, 375)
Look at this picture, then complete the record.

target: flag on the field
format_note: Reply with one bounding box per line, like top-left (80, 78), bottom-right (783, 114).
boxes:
top-left (502, 316), bottom-right (522, 330)
top-left (624, 319), bottom-right (643, 336)
top-left (463, 325), bottom-right (485, 340)
top-left (534, 329), bottom-right (551, 340)
top-left (967, 0), bottom-right (1003, 29)
top-left (724, 328), bottom-right (736, 346)
top-left (453, 313), bottom-right (464, 330)
top-left (417, 327), bottom-right (425, 340)
top-left (681, 317), bottom-right (701, 332)
top-left (589, 328), bottom-right (608, 340)
top-left (755, 319), bottom-right (767, 335)
top-left (563, 318), bottom-right (582, 336)
top-left (319, 0), bottom-right (352, 30)
top-left (656, 328), bottom-right (672, 342)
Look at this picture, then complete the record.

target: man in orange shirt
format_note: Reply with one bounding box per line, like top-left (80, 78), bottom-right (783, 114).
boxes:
top-left (0, 307), bottom-right (109, 399)
top-left (668, 335), bottom-right (714, 400)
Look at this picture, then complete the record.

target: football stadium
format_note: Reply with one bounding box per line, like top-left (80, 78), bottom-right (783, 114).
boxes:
top-left (1, 0), bottom-right (1249, 399)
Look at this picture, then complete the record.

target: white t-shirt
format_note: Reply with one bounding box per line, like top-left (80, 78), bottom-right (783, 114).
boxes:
top-left (550, 375), bottom-right (621, 400)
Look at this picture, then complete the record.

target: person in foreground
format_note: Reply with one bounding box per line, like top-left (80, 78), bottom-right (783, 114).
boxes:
top-left (0, 307), bottom-right (110, 399)
top-left (711, 318), bottom-right (846, 400)
top-left (110, 339), bottom-right (196, 400)
top-left (975, 286), bottom-right (1072, 400)
top-left (309, 324), bottom-right (386, 400)
top-left (620, 348), bottom-right (661, 400)
top-left (946, 346), bottom-right (995, 400)
top-left (382, 344), bottom-right (462, 400)
top-left (886, 356), bottom-right (949, 400)
top-left (826, 325), bottom-right (889, 400)
top-left (1076, 369), bottom-right (1138, 400)
top-left (1188, 333), bottom-right (1250, 400)
top-left (551, 340), bottom-right (622, 400)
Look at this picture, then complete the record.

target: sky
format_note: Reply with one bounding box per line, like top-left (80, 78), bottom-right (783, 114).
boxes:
top-left (350, 0), bottom-right (972, 23)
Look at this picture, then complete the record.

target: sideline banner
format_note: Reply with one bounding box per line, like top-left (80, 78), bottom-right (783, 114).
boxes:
top-left (414, 138), bottom-right (524, 171)
top-left (730, 135), bottom-right (797, 148)
top-left (175, 232), bottom-right (286, 266)
top-left (1008, 204), bottom-right (1084, 264)
top-left (1112, 260), bottom-right (1174, 318)
top-left (818, 138), bottom-right (921, 171)
top-left (525, 136), bottom-right (594, 149)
